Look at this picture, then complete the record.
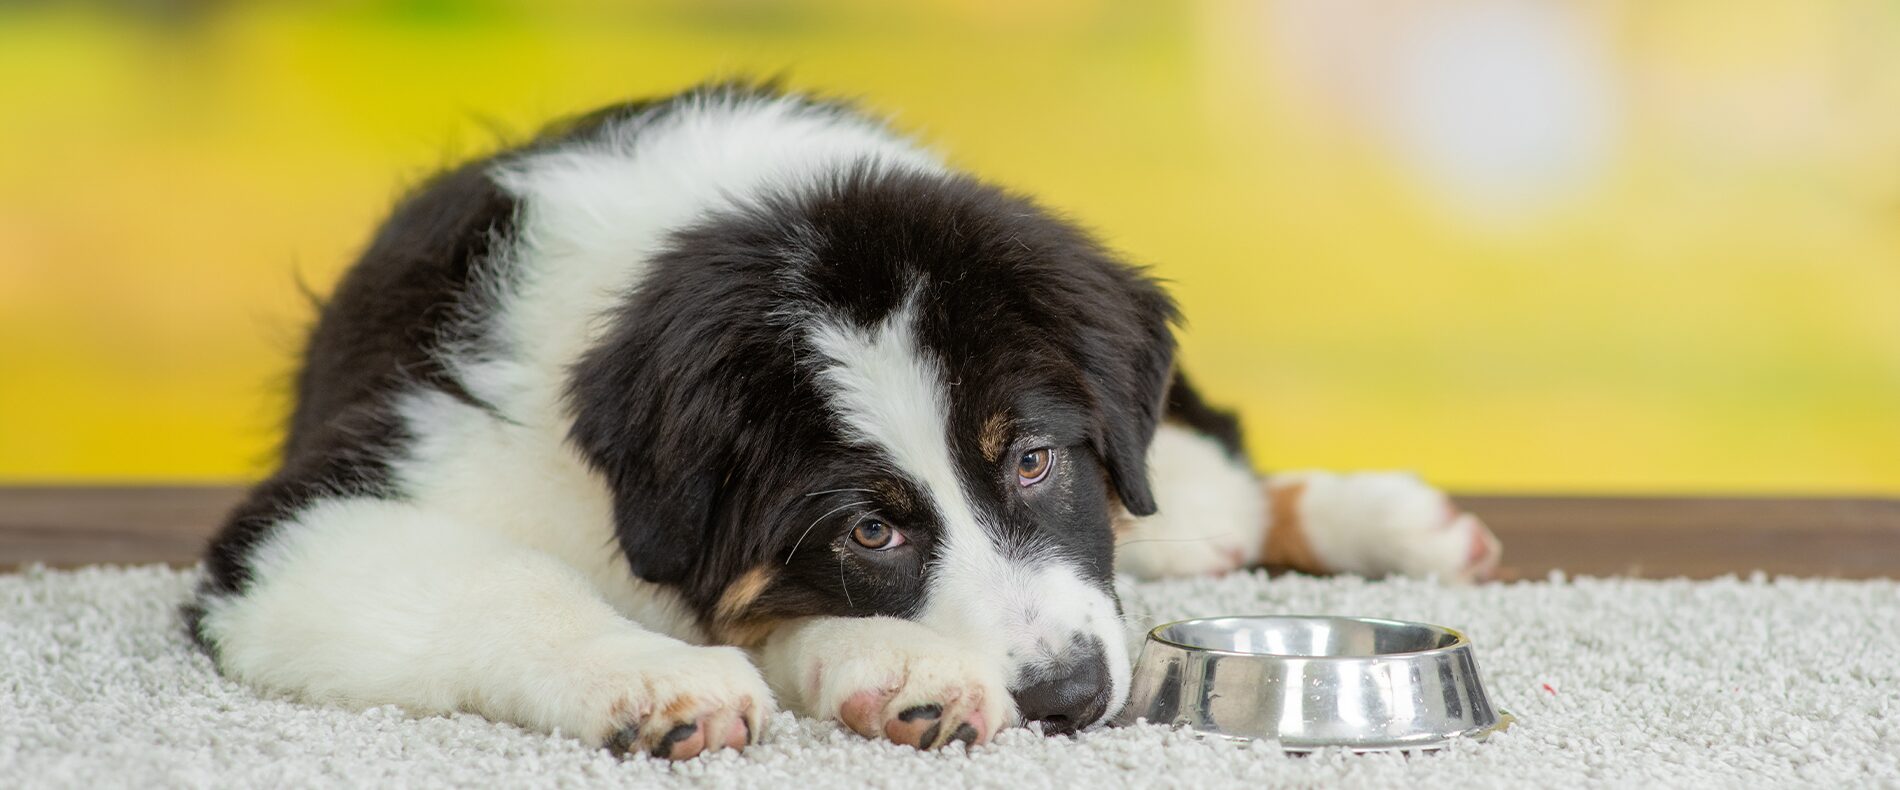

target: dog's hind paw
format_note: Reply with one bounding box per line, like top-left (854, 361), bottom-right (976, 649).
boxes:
top-left (1271, 471), bottom-right (1503, 583)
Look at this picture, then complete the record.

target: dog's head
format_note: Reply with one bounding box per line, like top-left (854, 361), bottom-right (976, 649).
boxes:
top-left (569, 167), bottom-right (1176, 733)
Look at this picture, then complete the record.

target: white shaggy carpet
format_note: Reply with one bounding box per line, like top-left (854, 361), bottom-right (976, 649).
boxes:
top-left (3, 565), bottom-right (1897, 789)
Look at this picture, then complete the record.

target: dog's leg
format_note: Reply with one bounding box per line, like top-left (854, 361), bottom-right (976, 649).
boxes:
top-left (192, 496), bottom-right (773, 759)
top-left (1114, 452), bottom-right (1502, 582)
top-left (1259, 470), bottom-right (1502, 582)
top-left (755, 616), bottom-right (1015, 749)
top-left (1112, 372), bottom-right (1501, 582)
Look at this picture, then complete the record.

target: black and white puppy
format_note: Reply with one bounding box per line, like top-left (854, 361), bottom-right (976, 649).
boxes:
top-left (189, 84), bottom-right (1502, 760)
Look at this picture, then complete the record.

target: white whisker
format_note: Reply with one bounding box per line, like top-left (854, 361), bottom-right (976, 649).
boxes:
top-left (1114, 532), bottom-right (1236, 548)
top-left (839, 552), bottom-right (853, 609)
top-left (787, 500), bottom-right (872, 564)
top-left (804, 487), bottom-right (875, 498)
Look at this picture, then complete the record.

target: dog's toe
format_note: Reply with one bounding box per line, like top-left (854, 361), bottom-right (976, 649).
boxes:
top-left (801, 624), bottom-right (1012, 751)
top-left (589, 642), bottom-right (773, 761)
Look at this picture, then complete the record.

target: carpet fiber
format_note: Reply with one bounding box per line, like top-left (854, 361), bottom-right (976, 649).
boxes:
top-left (4, 565), bottom-right (1896, 788)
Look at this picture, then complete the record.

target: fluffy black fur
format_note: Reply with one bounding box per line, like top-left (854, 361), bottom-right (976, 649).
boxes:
top-left (566, 164), bottom-right (1181, 632)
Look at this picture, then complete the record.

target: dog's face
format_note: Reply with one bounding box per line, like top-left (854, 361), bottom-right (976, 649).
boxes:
top-left (570, 168), bottom-right (1176, 732)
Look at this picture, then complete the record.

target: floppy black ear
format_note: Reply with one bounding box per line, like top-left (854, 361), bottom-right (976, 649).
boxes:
top-left (565, 267), bottom-right (778, 585)
top-left (1072, 262), bottom-right (1179, 517)
top-left (566, 330), bottom-right (723, 585)
top-left (562, 206), bottom-right (805, 586)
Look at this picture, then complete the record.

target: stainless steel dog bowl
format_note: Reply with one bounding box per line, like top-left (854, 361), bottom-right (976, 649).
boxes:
top-left (1115, 615), bottom-right (1508, 751)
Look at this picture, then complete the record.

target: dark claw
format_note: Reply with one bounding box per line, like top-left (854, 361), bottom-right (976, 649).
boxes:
top-left (606, 724), bottom-right (643, 757)
top-left (917, 721), bottom-right (943, 748)
top-left (652, 723), bottom-right (699, 759)
top-left (898, 704), bottom-right (943, 722)
top-left (948, 723), bottom-right (978, 747)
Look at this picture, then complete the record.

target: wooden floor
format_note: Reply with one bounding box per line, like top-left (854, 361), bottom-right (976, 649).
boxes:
top-left (2, 486), bottom-right (1898, 579)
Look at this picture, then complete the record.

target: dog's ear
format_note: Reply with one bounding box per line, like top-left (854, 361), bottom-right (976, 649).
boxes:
top-left (565, 274), bottom-right (773, 585)
top-left (1071, 261), bottom-right (1179, 517)
top-left (566, 333), bottom-right (718, 584)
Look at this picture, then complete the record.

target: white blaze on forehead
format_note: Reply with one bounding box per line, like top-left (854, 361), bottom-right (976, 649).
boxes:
top-left (805, 300), bottom-right (1130, 724)
top-left (804, 302), bottom-right (998, 583)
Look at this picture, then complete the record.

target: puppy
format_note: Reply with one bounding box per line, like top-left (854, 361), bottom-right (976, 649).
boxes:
top-left (187, 83), bottom-right (1501, 759)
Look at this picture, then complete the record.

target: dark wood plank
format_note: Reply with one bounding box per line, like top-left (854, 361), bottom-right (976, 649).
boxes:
top-left (2, 486), bottom-right (1898, 579)
top-left (0, 486), bottom-right (240, 569)
top-left (1454, 495), bottom-right (1900, 580)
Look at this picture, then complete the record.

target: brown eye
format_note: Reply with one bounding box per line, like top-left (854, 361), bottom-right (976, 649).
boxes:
top-left (850, 518), bottom-right (905, 550)
top-left (1017, 448), bottom-right (1054, 486)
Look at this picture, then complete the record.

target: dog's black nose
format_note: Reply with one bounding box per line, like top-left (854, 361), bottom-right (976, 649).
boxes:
top-left (1012, 645), bottom-right (1111, 737)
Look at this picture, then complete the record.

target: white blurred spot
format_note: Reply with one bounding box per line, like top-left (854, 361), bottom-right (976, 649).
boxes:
top-left (1266, 0), bottom-right (1619, 225)
top-left (1388, 2), bottom-right (1614, 220)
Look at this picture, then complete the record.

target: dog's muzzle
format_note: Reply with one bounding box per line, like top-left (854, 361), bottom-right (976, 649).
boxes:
top-left (1010, 635), bottom-right (1112, 736)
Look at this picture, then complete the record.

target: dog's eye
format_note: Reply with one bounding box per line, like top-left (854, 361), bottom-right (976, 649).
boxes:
top-left (850, 518), bottom-right (905, 550)
top-left (1017, 448), bottom-right (1054, 486)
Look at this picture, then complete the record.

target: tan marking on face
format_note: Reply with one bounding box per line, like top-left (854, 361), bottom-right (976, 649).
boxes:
top-left (1264, 479), bottom-right (1328, 573)
top-left (872, 478), bottom-right (912, 512)
top-left (978, 413), bottom-right (1010, 463)
top-left (709, 617), bottom-right (785, 650)
top-left (714, 566), bottom-right (774, 624)
top-left (708, 567), bottom-right (791, 648)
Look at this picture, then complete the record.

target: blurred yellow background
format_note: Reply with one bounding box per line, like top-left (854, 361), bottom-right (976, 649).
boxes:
top-left (2, 0), bottom-right (1897, 492)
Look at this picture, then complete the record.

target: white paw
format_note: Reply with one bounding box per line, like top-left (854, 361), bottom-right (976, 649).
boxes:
top-left (773, 617), bottom-right (1014, 750)
top-left (1282, 471), bottom-right (1502, 583)
top-left (563, 635), bottom-right (775, 760)
top-left (1113, 424), bottom-right (1267, 580)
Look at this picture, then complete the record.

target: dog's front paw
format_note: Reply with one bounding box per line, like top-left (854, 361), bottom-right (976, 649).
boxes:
top-left (1275, 471), bottom-right (1502, 583)
top-left (571, 636), bottom-right (775, 760)
top-left (774, 617), bottom-right (1014, 750)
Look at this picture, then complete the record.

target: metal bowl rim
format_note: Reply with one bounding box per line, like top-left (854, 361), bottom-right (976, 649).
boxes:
top-left (1143, 614), bottom-right (1472, 659)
